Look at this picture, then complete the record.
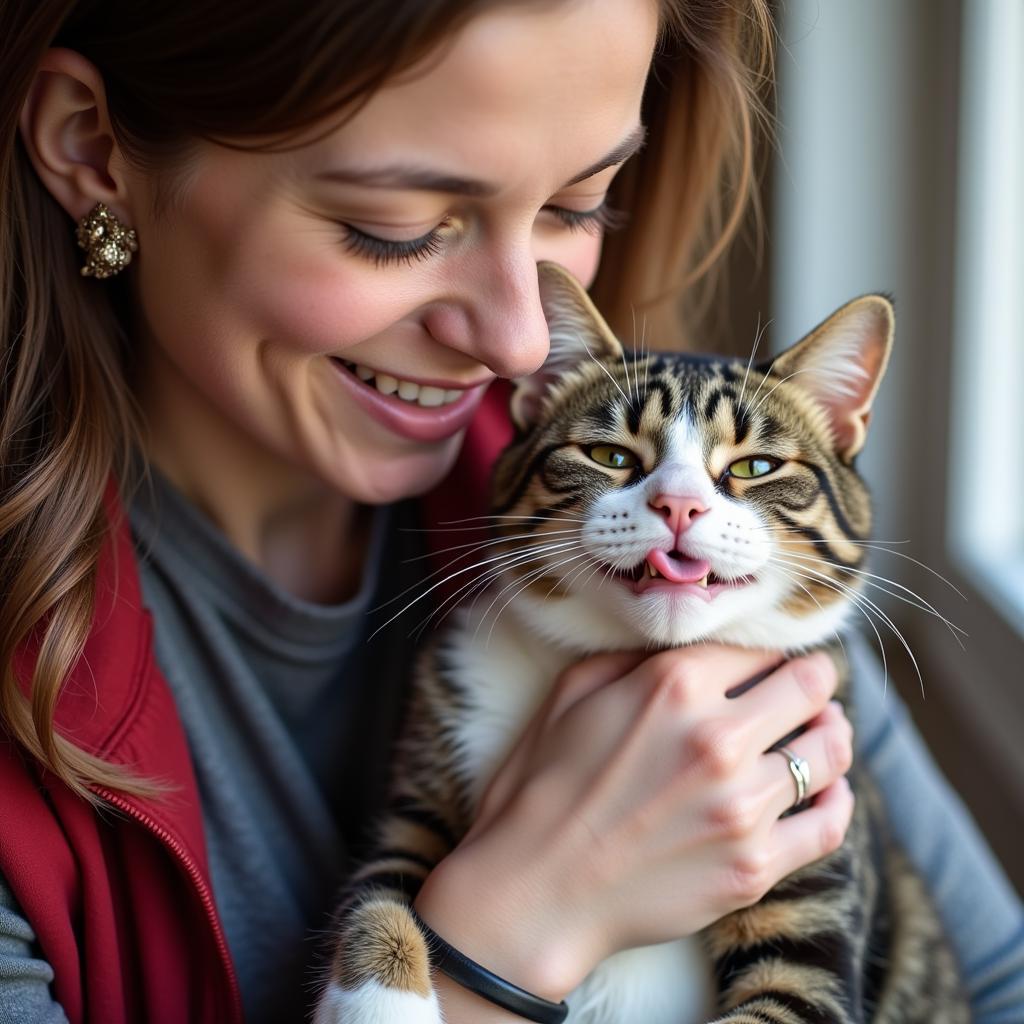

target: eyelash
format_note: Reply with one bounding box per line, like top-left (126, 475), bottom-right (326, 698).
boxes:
top-left (341, 226), bottom-right (446, 268)
top-left (547, 201), bottom-right (628, 236)
top-left (340, 200), bottom-right (627, 267)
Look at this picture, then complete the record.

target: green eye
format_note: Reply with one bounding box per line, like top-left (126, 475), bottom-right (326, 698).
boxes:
top-left (729, 456), bottom-right (780, 479)
top-left (589, 445), bottom-right (638, 470)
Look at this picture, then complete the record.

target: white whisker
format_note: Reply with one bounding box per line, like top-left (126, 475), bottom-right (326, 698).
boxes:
top-left (579, 333), bottom-right (635, 411)
top-left (761, 534), bottom-right (967, 601)
top-left (543, 554), bottom-right (603, 603)
top-left (640, 315), bottom-right (650, 401)
top-left (410, 539), bottom-right (589, 640)
top-left (771, 555), bottom-right (924, 697)
top-left (479, 550), bottom-right (594, 646)
top-left (402, 527), bottom-right (582, 564)
top-left (428, 513), bottom-right (589, 527)
top-left (750, 367), bottom-right (822, 419)
top-left (771, 567), bottom-right (848, 662)
top-left (774, 549), bottom-right (967, 647)
top-left (738, 314), bottom-right (773, 413)
top-left (378, 527), bottom-right (583, 611)
top-left (764, 560), bottom-right (890, 694)
top-left (742, 353), bottom-right (778, 413)
top-left (369, 538), bottom-right (583, 638)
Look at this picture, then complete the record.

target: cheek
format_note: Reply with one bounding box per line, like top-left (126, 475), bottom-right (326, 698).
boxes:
top-left (242, 258), bottom-right (413, 357)
top-left (164, 172), bottom-right (417, 360)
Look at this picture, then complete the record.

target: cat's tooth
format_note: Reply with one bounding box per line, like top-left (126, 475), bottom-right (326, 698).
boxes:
top-left (355, 364), bottom-right (375, 381)
top-left (375, 373), bottom-right (399, 395)
top-left (646, 561), bottom-right (659, 579)
top-left (417, 385), bottom-right (446, 408)
top-left (443, 389), bottom-right (462, 404)
top-left (695, 575), bottom-right (709, 589)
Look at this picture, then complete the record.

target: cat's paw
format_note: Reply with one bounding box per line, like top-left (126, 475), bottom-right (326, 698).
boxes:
top-left (313, 898), bottom-right (441, 1024)
top-left (312, 981), bottom-right (441, 1024)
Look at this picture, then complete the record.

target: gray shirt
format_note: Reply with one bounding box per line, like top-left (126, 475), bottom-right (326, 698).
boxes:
top-left (125, 459), bottom-right (423, 1023)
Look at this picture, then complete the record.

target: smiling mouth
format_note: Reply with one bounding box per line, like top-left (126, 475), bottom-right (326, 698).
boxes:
top-left (332, 358), bottom-right (467, 408)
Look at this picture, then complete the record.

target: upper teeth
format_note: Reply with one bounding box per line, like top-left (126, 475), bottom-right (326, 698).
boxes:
top-left (340, 360), bottom-right (464, 408)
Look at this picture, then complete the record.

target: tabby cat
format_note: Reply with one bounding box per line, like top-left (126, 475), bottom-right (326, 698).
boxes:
top-left (313, 262), bottom-right (968, 1024)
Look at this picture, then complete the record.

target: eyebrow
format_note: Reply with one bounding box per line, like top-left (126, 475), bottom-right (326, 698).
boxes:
top-left (315, 123), bottom-right (647, 197)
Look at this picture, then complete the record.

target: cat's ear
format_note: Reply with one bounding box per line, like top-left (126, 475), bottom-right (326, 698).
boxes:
top-left (510, 261), bottom-right (624, 431)
top-left (768, 295), bottom-right (894, 462)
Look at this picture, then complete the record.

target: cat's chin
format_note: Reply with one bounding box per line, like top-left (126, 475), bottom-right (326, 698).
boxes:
top-left (504, 572), bottom-right (854, 654)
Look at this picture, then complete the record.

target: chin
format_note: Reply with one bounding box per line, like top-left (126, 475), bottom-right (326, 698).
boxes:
top-left (328, 439), bottom-right (464, 505)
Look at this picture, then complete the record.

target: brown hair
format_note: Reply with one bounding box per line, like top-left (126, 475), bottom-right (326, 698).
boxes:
top-left (0, 0), bottom-right (773, 801)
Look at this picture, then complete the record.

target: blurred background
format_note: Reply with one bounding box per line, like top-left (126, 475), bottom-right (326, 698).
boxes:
top-left (716, 0), bottom-right (1023, 891)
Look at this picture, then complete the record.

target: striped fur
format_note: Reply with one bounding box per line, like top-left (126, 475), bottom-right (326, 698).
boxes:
top-left (314, 265), bottom-right (968, 1023)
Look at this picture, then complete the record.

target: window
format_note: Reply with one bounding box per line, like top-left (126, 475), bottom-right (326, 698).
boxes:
top-left (948, 0), bottom-right (1024, 635)
top-left (772, 0), bottom-right (1024, 891)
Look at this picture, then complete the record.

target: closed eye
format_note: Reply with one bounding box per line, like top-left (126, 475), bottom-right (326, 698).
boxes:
top-left (339, 223), bottom-right (446, 266)
top-left (544, 200), bottom-right (628, 235)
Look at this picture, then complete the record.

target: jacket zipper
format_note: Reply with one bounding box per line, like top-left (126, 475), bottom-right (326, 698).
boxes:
top-left (93, 787), bottom-right (244, 1024)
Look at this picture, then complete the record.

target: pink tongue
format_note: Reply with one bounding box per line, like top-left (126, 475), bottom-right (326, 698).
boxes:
top-left (647, 549), bottom-right (710, 584)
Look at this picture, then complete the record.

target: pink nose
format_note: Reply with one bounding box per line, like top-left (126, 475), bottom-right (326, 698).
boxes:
top-left (650, 494), bottom-right (708, 538)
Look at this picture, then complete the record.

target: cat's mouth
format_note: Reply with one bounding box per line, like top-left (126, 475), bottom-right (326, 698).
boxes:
top-left (613, 549), bottom-right (755, 600)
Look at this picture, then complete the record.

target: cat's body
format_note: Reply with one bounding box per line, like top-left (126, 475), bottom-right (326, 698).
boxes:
top-left (314, 264), bottom-right (969, 1024)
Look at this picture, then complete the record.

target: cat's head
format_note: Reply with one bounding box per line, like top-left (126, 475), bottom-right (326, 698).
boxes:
top-left (490, 262), bottom-right (893, 654)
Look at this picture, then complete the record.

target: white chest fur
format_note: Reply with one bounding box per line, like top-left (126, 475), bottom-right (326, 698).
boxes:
top-left (441, 603), bottom-right (715, 1024)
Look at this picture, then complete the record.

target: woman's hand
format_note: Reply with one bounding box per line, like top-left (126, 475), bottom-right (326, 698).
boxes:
top-left (413, 645), bottom-right (854, 1005)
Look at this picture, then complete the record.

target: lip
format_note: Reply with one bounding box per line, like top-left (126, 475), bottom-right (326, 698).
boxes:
top-left (329, 357), bottom-right (490, 443)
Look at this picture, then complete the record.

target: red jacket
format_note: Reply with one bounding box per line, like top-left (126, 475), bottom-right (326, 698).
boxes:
top-left (0, 385), bottom-right (513, 1024)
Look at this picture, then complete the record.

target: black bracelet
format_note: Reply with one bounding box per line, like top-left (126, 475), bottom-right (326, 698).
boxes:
top-left (409, 908), bottom-right (569, 1023)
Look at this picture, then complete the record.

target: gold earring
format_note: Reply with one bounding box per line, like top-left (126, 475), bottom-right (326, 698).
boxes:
top-left (75, 203), bottom-right (138, 279)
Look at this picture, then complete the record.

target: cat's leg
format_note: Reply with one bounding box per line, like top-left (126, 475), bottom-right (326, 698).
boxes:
top-left (313, 894), bottom-right (440, 1024)
top-left (313, 799), bottom-right (458, 1024)
top-left (314, 638), bottom-right (474, 1023)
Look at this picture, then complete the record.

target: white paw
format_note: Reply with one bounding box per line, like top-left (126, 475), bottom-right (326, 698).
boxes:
top-left (312, 980), bottom-right (443, 1024)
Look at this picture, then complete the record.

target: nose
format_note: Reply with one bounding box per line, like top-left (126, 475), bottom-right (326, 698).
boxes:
top-left (650, 493), bottom-right (709, 540)
top-left (423, 249), bottom-right (550, 380)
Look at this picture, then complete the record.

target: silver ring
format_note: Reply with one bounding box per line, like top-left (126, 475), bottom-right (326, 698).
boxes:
top-left (775, 745), bottom-right (811, 807)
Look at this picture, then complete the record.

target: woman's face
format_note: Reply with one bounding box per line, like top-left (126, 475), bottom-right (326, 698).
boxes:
top-left (128, 0), bottom-right (660, 506)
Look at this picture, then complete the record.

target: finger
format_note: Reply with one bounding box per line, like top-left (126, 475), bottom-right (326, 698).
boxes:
top-left (761, 703), bottom-right (853, 821)
top-left (769, 776), bottom-right (855, 880)
top-left (729, 651), bottom-right (839, 752)
top-left (473, 650), bottom-right (646, 829)
top-left (545, 650), bottom-right (650, 722)
top-left (641, 644), bottom-right (784, 701)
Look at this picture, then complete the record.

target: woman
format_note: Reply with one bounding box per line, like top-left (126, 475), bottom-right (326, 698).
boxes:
top-left (1, 1), bottom-right (1021, 1022)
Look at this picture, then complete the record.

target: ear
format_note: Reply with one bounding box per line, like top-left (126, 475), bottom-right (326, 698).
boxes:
top-left (18, 48), bottom-right (133, 225)
top-left (768, 295), bottom-right (894, 462)
top-left (510, 261), bottom-right (624, 430)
